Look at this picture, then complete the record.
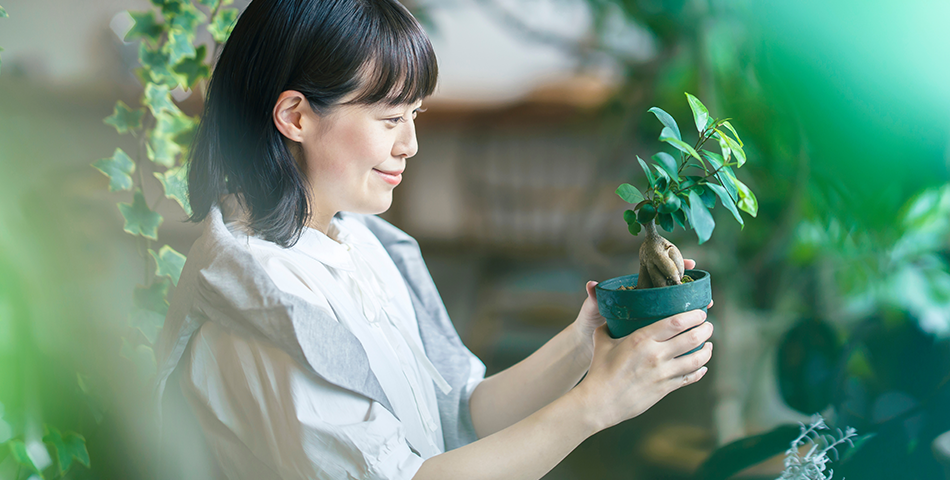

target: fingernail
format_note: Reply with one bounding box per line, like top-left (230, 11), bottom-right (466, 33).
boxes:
top-left (699, 366), bottom-right (708, 375)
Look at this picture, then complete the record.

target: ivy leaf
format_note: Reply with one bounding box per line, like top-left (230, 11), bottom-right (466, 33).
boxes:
top-left (134, 278), bottom-right (170, 314)
top-left (42, 426), bottom-right (90, 474)
top-left (707, 182), bottom-right (744, 227)
top-left (118, 190), bottom-right (163, 239)
top-left (148, 110), bottom-right (195, 167)
top-left (198, 0), bottom-right (233, 9)
top-left (648, 106), bottom-right (681, 142)
top-left (103, 100), bottom-right (145, 134)
top-left (685, 92), bottom-right (710, 133)
top-left (125, 11), bottom-right (164, 44)
top-left (149, 245), bottom-right (186, 285)
top-left (147, 137), bottom-right (178, 167)
top-left (735, 178), bottom-right (758, 217)
top-left (169, 3), bottom-right (205, 36)
top-left (0, 5), bottom-right (7, 17)
top-left (616, 183), bottom-right (645, 205)
top-left (164, 29), bottom-right (196, 65)
top-left (652, 152), bottom-right (680, 184)
top-left (172, 44), bottom-right (210, 89)
top-left (130, 308), bottom-right (165, 344)
top-left (208, 8), bottom-right (239, 43)
top-left (159, 0), bottom-right (185, 17)
top-left (8, 440), bottom-right (43, 478)
top-left (636, 155), bottom-right (655, 188)
top-left (660, 136), bottom-right (701, 161)
top-left (139, 44), bottom-right (178, 87)
top-left (144, 83), bottom-right (179, 117)
top-left (686, 190), bottom-right (715, 244)
top-left (154, 166), bottom-right (192, 215)
top-left (120, 339), bottom-right (157, 382)
top-left (92, 148), bottom-right (136, 192)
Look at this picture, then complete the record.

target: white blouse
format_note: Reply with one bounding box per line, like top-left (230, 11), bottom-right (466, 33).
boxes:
top-left (178, 213), bottom-right (484, 479)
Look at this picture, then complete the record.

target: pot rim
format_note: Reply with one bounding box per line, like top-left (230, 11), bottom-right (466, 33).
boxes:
top-left (595, 269), bottom-right (710, 293)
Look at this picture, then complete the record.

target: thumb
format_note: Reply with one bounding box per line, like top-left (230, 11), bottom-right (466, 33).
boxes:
top-left (586, 280), bottom-right (599, 301)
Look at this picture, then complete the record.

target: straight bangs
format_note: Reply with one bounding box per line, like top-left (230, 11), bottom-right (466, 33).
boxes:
top-left (345, 1), bottom-right (438, 106)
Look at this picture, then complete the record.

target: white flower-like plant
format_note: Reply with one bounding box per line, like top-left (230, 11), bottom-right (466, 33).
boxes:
top-left (777, 415), bottom-right (858, 480)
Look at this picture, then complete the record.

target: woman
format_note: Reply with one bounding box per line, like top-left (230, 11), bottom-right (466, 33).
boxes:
top-left (154, 0), bottom-right (714, 478)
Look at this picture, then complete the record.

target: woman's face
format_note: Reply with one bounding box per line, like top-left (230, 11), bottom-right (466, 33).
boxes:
top-left (297, 98), bottom-right (424, 224)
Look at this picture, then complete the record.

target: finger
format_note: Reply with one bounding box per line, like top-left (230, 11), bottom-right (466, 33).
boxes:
top-left (668, 342), bottom-right (712, 375)
top-left (668, 365), bottom-right (709, 391)
top-left (666, 323), bottom-right (713, 360)
top-left (586, 281), bottom-right (598, 301)
top-left (683, 258), bottom-right (696, 270)
top-left (707, 300), bottom-right (714, 309)
top-left (642, 309), bottom-right (707, 341)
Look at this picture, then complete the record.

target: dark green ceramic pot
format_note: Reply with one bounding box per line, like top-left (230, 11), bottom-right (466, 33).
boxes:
top-left (595, 269), bottom-right (712, 340)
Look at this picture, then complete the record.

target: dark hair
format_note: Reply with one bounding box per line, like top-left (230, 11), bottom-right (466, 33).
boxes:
top-left (187, 0), bottom-right (438, 247)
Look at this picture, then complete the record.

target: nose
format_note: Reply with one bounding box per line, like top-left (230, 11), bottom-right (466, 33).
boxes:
top-left (393, 119), bottom-right (418, 159)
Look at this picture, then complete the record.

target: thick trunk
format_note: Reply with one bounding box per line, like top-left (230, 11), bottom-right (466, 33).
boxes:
top-left (636, 220), bottom-right (686, 289)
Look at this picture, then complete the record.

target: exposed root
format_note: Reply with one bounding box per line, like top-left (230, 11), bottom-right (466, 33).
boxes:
top-left (636, 220), bottom-right (686, 289)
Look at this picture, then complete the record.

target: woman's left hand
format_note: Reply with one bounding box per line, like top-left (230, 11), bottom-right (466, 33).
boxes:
top-left (572, 259), bottom-right (709, 361)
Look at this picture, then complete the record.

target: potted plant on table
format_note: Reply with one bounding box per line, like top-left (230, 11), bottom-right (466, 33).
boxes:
top-left (596, 93), bottom-right (758, 338)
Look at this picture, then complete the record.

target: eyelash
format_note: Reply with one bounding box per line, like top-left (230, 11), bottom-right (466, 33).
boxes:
top-left (386, 107), bottom-right (427, 125)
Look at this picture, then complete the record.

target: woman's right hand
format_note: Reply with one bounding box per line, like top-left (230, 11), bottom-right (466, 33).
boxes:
top-left (574, 310), bottom-right (713, 432)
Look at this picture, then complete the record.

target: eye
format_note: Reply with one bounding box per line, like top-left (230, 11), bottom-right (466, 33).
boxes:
top-left (386, 107), bottom-right (427, 125)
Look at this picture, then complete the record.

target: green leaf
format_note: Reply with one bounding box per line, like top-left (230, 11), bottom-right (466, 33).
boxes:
top-left (172, 44), bottom-right (210, 89)
top-left (148, 110), bottom-right (195, 166)
top-left (159, 0), bottom-right (185, 16)
top-left (144, 83), bottom-right (179, 117)
top-left (660, 136), bottom-right (701, 160)
top-left (648, 107), bottom-right (681, 141)
top-left (697, 186), bottom-right (716, 209)
top-left (623, 209), bottom-right (636, 224)
top-left (8, 440), bottom-right (43, 478)
top-left (0, 6), bottom-right (7, 17)
top-left (125, 11), bottom-right (164, 44)
top-left (685, 92), bottom-right (710, 133)
top-left (134, 278), bottom-right (170, 315)
top-left (703, 150), bottom-right (738, 202)
top-left (120, 340), bottom-right (157, 382)
top-left (130, 308), bottom-right (165, 344)
top-left (140, 43), bottom-right (179, 87)
top-left (164, 29), bottom-right (196, 65)
top-left (735, 178), bottom-right (758, 217)
top-left (615, 183), bottom-right (645, 205)
top-left (154, 166), bottom-right (192, 215)
top-left (208, 8), bottom-right (239, 43)
top-left (706, 182), bottom-right (744, 226)
top-left (673, 209), bottom-right (688, 230)
top-left (149, 245), bottom-right (186, 285)
top-left (686, 190), bottom-right (715, 244)
top-left (92, 148), bottom-right (135, 192)
top-left (721, 133), bottom-right (746, 168)
top-left (717, 131), bottom-right (732, 164)
top-left (657, 212), bottom-right (674, 232)
top-left (721, 121), bottom-right (743, 147)
top-left (43, 426), bottom-right (90, 474)
top-left (103, 100), bottom-right (145, 134)
top-left (636, 155), bottom-right (655, 187)
top-left (118, 190), bottom-right (163, 239)
top-left (627, 221), bottom-right (641, 236)
top-left (198, 0), bottom-right (233, 9)
top-left (169, 3), bottom-right (205, 35)
top-left (652, 152), bottom-right (680, 184)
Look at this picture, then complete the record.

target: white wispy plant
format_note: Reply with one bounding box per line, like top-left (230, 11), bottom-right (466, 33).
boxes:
top-left (777, 415), bottom-right (858, 480)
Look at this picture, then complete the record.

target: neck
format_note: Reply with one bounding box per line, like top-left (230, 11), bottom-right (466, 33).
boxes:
top-left (306, 208), bottom-right (336, 237)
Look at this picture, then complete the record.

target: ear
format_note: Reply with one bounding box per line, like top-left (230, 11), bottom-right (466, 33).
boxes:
top-left (272, 90), bottom-right (311, 142)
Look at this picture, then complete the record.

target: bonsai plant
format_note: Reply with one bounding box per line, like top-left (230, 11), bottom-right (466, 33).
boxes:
top-left (596, 93), bottom-right (757, 338)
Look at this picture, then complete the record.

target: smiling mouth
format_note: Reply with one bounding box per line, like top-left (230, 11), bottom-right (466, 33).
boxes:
top-left (373, 168), bottom-right (403, 186)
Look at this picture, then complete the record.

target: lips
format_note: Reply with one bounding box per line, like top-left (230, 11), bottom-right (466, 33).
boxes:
top-left (373, 168), bottom-right (403, 186)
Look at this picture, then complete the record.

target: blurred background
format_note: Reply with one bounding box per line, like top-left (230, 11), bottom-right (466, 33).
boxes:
top-left (1, 0), bottom-right (949, 478)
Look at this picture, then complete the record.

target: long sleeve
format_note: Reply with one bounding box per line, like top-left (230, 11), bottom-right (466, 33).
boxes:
top-left (180, 321), bottom-right (426, 480)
